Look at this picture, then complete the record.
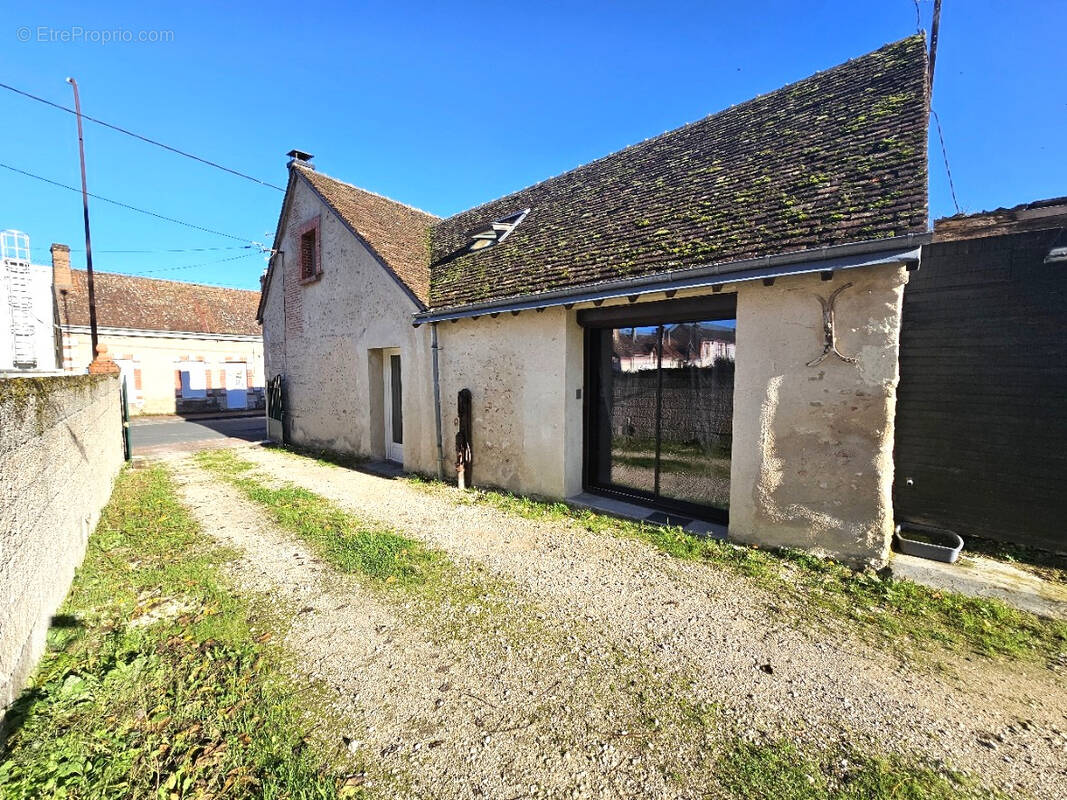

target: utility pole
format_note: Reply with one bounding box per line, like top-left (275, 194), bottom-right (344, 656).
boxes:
top-left (66, 77), bottom-right (99, 354)
top-left (928, 0), bottom-right (942, 103)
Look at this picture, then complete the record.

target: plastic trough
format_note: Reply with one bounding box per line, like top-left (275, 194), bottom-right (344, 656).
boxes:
top-left (894, 523), bottom-right (964, 564)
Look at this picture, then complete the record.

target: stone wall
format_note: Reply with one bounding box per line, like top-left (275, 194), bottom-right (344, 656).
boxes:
top-left (729, 265), bottom-right (909, 568)
top-left (0, 374), bottom-right (124, 710)
top-left (436, 308), bottom-right (585, 498)
top-left (262, 177), bottom-right (437, 472)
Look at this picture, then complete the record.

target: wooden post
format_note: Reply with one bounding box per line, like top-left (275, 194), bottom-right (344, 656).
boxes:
top-left (455, 388), bottom-right (472, 489)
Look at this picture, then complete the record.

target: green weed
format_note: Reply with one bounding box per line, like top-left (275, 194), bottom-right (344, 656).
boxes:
top-left (0, 465), bottom-right (363, 799)
top-left (715, 738), bottom-right (1000, 800)
top-left (407, 479), bottom-right (1067, 664)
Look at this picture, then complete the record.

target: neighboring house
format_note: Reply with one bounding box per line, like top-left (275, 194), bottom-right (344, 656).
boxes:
top-left (895, 197), bottom-right (1067, 553)
top-left (52, 244), bottom-right (265, 415)
top-left (0, 230), bottom-right (59, 374)
top-left (260, 35), bottom-right (931, 566)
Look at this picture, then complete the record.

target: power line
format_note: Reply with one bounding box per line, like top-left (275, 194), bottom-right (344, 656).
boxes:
top-left (0, 161), bottom-right (260, 244)
top-left (930, 109), bottom-right (961, 214)
top-left (31, 244), bottom-right (253, 254)
top-left (64, 251), bottom-right (262, 281)
top-left (138, 251), bottom-right (262, 274)
top-left (0, 81), bottom-right (285, 192)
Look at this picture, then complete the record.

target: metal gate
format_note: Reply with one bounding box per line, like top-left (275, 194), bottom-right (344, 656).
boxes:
top-left (266, 374), bottom-right (285, 443)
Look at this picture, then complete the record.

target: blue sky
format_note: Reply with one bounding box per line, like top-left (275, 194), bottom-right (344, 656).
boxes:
top-left (0, 0), bottom-right (1063, 290)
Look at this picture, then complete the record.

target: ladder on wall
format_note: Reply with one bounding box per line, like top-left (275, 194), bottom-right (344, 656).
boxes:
top-left (1, 230), bottom-right (36, 368)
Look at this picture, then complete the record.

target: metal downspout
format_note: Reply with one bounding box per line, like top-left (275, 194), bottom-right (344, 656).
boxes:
top-left (430, 321), bottom-right (444, 481)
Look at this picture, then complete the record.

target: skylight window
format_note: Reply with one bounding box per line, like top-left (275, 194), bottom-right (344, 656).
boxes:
top-left (437, 209), bottom-right (529, 266)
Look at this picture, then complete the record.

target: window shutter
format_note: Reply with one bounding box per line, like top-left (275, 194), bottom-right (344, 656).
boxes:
top-left (301, 230), bottom-right (316, 280)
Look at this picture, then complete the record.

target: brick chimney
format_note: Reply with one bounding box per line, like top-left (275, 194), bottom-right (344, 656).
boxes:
top-left (51, 243), bottom-right (72, 291)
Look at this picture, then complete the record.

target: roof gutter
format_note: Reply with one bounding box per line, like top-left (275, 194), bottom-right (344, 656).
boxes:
top-left (412, 233), bottom-right (930, 325)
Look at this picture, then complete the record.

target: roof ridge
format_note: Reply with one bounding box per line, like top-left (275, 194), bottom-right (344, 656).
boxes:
top-left (68, 267), bottom-right (260, 293)
top-left (435, 33), bottom-right (927, 227)
top-left (295, 163), bottom-right (441, 220)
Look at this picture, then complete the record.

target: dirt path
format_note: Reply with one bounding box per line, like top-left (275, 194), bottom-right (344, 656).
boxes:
top-left (223, 445), bottom-right (1067, 798)
top-left (167, 456), bottom-right (733, 799)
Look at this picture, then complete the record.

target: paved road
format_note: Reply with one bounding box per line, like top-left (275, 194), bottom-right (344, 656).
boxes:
top-left (130, 415), bottom-right (266, 453)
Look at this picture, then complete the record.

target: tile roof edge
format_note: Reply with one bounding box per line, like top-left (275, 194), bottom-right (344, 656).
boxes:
top-left (414, 233), bottom-right (931, 322)
top-left (67, 268), bottom-right (260, 294)
top-left (431, 33), bottom-right (928, 228)
top-left (293, 162), bottom-right (441, 220)
top-left (293, 168), bottom-right (429, 310)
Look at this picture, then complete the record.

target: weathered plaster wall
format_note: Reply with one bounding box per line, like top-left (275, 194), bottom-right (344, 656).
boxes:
top-left (0, 374), bottom-right (123, 710)
top-left (435, 308), bottom-right (584, 498)
top-left (64, 331), bottom-right (264, 415)
top-left (729, 265), bottom-right (908, 567)
top-left (264, 178), bottom-right (436, 473)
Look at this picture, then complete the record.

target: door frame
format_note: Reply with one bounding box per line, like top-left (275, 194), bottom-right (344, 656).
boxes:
top-left (382, 347), bottom-right (403, 463)
top-left (224, 363), bottom-right (248, 410)
top-left (579, 293), bottom-right (737, 525)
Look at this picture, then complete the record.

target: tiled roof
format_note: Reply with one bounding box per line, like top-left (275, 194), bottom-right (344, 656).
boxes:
top-left (428, 34), bottom-right (929, 309)
top-left (934, 197), bottom-right (1067, 242)
top-left (296, 165), bottom-right (438, 306)
top-left (58, 270), bottom-right (261, 335)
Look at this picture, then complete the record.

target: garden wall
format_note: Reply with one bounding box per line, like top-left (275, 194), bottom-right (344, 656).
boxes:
top-left (0, 374), bottom-right (123, 711)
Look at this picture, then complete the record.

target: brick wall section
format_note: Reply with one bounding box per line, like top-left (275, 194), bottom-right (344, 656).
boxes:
top-left (283, 252), bottom-right (303, 336)
top-left (0, 374), bottom-right (123, 710)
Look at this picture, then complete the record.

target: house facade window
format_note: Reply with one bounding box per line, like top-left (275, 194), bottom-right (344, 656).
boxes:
top-left (179, 361), bottom-right (207, 399)
top-left (298, 217), bottom-right (321, 284)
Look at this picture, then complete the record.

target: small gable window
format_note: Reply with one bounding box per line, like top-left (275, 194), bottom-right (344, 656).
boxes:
top-left (436, 208), bottom-right (529, 267)
top-left (298, 217), bottom-right (321, 284)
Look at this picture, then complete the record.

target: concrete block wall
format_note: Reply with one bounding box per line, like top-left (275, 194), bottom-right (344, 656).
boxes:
top-left (0, 374), bottom-right (123, 710)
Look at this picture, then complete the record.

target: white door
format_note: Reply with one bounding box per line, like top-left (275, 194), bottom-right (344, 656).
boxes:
top-left (225, 365), bottom-right (248, 410)
top-left (383, 348), bottom-right (403, 463)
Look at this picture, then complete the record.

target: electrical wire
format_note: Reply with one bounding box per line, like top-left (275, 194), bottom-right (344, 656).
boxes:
top-left (930, 108), bottom-right (962, 214)
top-left (136, 251), bottom-right (261, 274)
top-left (0, 81), bottom-right (285, 192)
top-left (31, 244), bottom-right (253, 254)
top-left (0, 161), bottom-right (260, 244)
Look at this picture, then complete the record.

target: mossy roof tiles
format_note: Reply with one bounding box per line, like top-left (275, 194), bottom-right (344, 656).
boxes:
top-left (285, 35), bottom-right (929, 312)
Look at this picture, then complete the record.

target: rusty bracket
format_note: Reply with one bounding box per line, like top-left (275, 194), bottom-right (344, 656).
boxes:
top-left (806, 281), bottom-right (857, 367)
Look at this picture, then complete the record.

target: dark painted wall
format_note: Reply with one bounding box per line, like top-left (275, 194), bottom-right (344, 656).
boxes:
top-left (894, 228), bottom-right (1067, 551)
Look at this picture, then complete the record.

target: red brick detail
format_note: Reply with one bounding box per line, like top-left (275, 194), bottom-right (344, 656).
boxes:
top-left (133, 369), bottom-right (142, 391)
top-left (298, 217), bottom-right (322, 284)
top-left (218, 369), bottom-right (225, 387)
top-left (283, 251), bottom-right (303, 335)
top-left (206, 369), bottom-right (213, 390)
top-left (245, 367), bottom-right (253, 388)
top-left (175, 369), bottom-right (182, 390)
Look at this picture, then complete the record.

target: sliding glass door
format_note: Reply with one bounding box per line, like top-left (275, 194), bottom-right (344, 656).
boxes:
top-left (583, 296), bottom-right (736, 522)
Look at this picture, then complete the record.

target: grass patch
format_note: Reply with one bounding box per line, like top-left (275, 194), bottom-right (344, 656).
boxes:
top-left (0, 465), bottom-right (365, 799)
top-left (263, 441), bottom-right (369, 471)
top-left (194, 449), bottom-right (509, 634)
top-left (959, 535), bottom-right (1067, 585)
top-left (715, 738), bottom-right (999, 799)
top-left (405, 478), bottom-right (1067, 665)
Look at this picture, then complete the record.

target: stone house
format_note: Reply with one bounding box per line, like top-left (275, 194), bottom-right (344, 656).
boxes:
top-left (52, 245), bottom-right (265, 415)
top-left (259, 35), bottom-right (931, 566)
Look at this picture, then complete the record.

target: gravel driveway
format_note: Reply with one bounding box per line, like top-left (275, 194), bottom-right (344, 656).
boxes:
top-left (168, 446), bottom-right (1067, 798)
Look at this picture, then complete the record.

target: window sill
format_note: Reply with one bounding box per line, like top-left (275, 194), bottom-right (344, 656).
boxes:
top-left (299, 272), bottom-right (323, 286)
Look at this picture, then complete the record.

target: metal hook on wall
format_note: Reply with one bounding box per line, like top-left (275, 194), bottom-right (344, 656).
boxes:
top-left (806, 281), bottom-right (857, 367)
